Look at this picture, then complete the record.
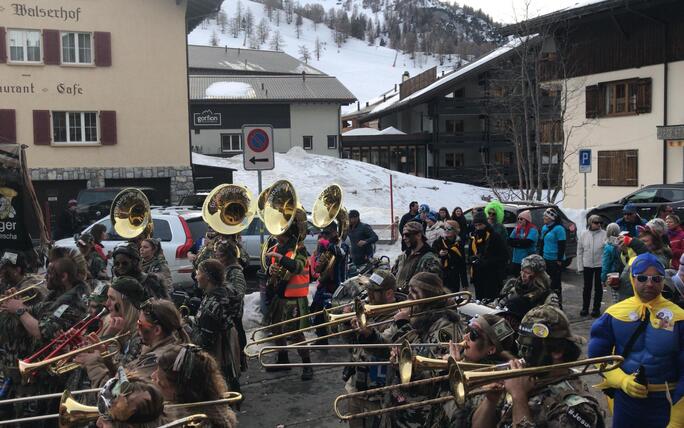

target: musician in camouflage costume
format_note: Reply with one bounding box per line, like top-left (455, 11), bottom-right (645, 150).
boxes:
top-left (216, 241), bottom-right (248, 371)
top-left (472, 305), bottom-right (604, 427)
top-left (191, 259), bottom-right (242, 392)
top-left (140, 238), bottom-right (173, 287)
top-left (0, 251), bottom-right (47, 421)
top-left (498, 254), bottom-right (559, 310)
top-left (392, 221), bottom-right (442, 293)
top-left (76, 232), bottom-right (108, 281)
top-left (112, 244), bottom-right (168, 299)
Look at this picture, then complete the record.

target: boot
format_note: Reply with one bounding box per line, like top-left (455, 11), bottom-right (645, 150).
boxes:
top-left (265, 351), bottom-right (292, 372)
top-left (301, 367), bottom-right (314, 381)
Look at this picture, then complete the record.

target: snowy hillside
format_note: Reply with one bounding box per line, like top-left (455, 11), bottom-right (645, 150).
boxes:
top-left (193, 147), bottom-right (494, 225)
top-left (188, 0), bottom-right (467, 111)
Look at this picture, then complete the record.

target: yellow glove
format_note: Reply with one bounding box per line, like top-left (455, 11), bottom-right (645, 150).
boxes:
top-left (668, 398), bottom-right (684, 428)
top-left (599, 368), bottom-right (648, 399)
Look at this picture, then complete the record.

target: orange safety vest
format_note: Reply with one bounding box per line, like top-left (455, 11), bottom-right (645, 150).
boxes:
top-left (271, 249), bottom-right (310, 298)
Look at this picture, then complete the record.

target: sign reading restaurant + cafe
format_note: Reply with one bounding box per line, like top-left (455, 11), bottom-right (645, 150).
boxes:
top-left (193, 110), bottom-right (222, 127)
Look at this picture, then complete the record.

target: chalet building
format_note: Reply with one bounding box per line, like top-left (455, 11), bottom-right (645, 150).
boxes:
top-left (188, 46), bottom-right (355, 157)
top-left (0, 0), bottom-right (223, 228)
top-left (503, 0), bottom-right (684, 209)
top-left (341, 42), bottom-right (561, 186)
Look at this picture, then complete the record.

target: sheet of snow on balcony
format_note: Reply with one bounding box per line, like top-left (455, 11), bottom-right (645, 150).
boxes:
top-left (205, 81), bottom-right (256, 99)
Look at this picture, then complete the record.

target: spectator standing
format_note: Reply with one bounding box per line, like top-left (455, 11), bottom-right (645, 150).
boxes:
top-left (666, 214), bottom-right (684, 270)
top-left (424, 212), bottom-right (444, 246)
top-left (55, 198), bottom-right (79, 240)
top-left (656, 204), bottom-right (674, 221)
top-left (451, 206), bottom-right (469, 244)
top-left (638, 226), bottom-right (671, 268)
top-left (484, 200), bottom-right (508, 239)
top-left (347, 210), bottom-right (378, 267)
top-left (399, 201), bottom-right (419, 251)
top-left (508, 210), bottom-right (538, 277)
top-left (432, 220), bottom-right (467, 292)
top-left (469, 212), bottom-right (508, 300)
top-left (91, 223), bottom-right (108, 261)
top-left (617, 203), bottom-right (646, 237)
top-left (437, 207), bottom-right (450, 222)
top-left (578, 215), bottom-right (607, 317)
top-left (392, 221), bottom-right (441, 293)
top-left (601, 223), bottom-right (624, 302)
top-left (539, 208), bottom-right (566, 309)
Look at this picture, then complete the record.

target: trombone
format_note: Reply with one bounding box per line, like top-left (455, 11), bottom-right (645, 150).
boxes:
top-left (159, 414), bottom-right (209, 428)
top-left (334, 355), bottom-right (624, 420)
top-left (0, 283), bottom-right (44, 305)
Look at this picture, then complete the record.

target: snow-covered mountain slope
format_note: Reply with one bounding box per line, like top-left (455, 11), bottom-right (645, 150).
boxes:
top-left (193, 147), bottom-right (493, 225)
top-left (188, 0), bottom-right (464, 112)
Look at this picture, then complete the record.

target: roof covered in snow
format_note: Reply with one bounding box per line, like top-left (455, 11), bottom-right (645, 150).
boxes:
top-left (342, 127), bottom-right (406, 136)
top-left (189, 74), bottom-right (356, 103)
top-left (188, 45), bottom-right (324, 75)
top-left (356, 38), bottom-right (530, 121)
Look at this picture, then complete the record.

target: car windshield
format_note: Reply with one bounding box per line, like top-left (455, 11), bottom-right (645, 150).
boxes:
top-left (77, 190), bottom-right (118, 205)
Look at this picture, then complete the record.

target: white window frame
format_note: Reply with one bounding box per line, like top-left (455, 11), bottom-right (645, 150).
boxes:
top-left (52, 111), bottom-right (99, 144)
top-left (303, 136), bottom-right (313, 150)
top-left (60, 31), bottom-right (93, 65)
top-left (327, 135), bottom-right (337, 149)
top-left (220, 133), bottom-right (242, 153)
top-left (7, 28), bottom-right (42, 64)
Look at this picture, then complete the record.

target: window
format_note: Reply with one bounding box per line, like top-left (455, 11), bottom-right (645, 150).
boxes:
top-left (540, 121), bottom-right (563, 143)
top-left (445, 119), bottom-right (464, 135)
top-left (61, 32), bottom-right (92, 64)
top-left (327, 135), bottom-right (337, 149)
top-left (444, 152), bottom-right (464, 168)
top-left (655, 189), bottom-right (684, 203)
top-left (8, 29), bottom-right (41, 63)
top-left (453, 88), bottom-right (465, 98)
top-left (586, 78), bottom-right (651, 118)
top-left (597, 150), bottom-right (638, 186)
top-left (625, 188), bottom-right (657, 204)
top-left (303, 136), bottom-right (313, 150)
top-left (220, 134), bottom-right (241, 152)
top-left (494, 152), bottom-right (513, 166)
top-left (52, 112), bottom-right (98, 143)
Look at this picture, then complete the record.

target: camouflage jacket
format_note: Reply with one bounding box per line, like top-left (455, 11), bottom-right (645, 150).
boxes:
top-left (119, 272), bottom-right (168, 300)
top-left (142, 256), bottom-right (173, 287)
top-left (392, 246), bottom-right (442, 292)
top-left (498, 273), bottom-right (559, 309)
top-left (496, 378), bottom-right (604, 428)
top-left (86, 252), bottom-right (108, 280)
top-left (224, 264), bottom-right (246, 320)
top-left (32, 281), bottom-right (89, 344)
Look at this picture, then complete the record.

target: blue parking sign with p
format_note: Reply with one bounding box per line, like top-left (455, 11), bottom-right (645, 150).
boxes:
top-left (579, 149), bottom-right (591, 173)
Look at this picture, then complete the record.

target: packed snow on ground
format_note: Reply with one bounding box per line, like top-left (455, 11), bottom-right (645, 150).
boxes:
top-left (193, 147), bottom-right (494, 226)
top-left (188, 0), bottom-right (460, 113)
top-left (205, 81), bottom-right (255, 98)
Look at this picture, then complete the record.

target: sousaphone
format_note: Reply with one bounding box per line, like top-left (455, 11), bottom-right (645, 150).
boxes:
top-left (201, 184), bottom-right (256, 235)
top-left (110, 188), bottom-right (152, 239)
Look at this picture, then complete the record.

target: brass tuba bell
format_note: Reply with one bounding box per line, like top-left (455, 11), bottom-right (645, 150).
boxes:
top-left (262, 180), bottom-right (306, 238)
top-left (201, 184), bottom-right (256, 235)
top-left (256, 184), bottom-right (272, 220)
top-left (58, 390), bottom-right (99, 428)
top-left (110, 188), bottom-right (152, 239)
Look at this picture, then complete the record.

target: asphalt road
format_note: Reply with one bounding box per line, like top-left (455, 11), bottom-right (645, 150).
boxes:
top-left (236, 269), bottom-right (614, 427)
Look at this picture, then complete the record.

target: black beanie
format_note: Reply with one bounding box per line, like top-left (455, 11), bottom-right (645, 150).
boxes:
top-left (112, 276), bottom-right (146, 309)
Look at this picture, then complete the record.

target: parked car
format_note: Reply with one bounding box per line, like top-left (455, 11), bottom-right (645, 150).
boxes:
top-left (464, 201), bottom-right (578, 264)
top-left (76, 187), bottom-right (162, 227)
top-left (241, 216), bottom-right (320, 268)
top-left (586, 183), bottom-right (684, 224)
top-left (55, 208), bottom-right (202, 286)
top-left (177, 192), bottom-right (209, 209)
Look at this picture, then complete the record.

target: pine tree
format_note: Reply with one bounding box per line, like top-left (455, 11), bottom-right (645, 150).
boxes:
top-left (314, 36), bottom-right (322, 60)
top-left (295, 14), bottom-right (303, 39)
top-left (210, 30), bottom-right (219, 46)
top-left (298, 45), bottom-right (311, 63)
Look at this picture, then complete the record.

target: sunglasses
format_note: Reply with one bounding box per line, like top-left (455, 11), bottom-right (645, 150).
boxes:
top-left (592, 221), bottom-right (602, 225)
top-left (140, 300), bottom-right (161, 325)
top-left (633, 274), bottom-right (664, 283)
top-left (466, 326), bottom-right (482, 342)
top-left (517, 218), bottom-right (525, 222)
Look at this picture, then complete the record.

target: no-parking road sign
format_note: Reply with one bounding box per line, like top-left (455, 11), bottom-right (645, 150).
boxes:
top-left (242, 125), bottom-right (275, 171)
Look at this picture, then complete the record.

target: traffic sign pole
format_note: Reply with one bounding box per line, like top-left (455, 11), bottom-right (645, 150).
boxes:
top-left (258, 170), bottom-right (263, 245)
top-left (578, 149), bottom-right (592, 210)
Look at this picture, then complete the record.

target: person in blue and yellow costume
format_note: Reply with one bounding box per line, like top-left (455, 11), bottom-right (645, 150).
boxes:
top-left (588, 252), bottom-right (684, 428)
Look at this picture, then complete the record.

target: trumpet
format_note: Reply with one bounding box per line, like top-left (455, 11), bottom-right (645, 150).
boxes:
top-left (334, 355), bottom-right (624, 420)
top-left (0, 283), bottom-right (43, 305)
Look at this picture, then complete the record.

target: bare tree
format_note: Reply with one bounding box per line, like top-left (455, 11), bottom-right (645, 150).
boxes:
top-left (269, 30), bottom-right (285, 51)
top-left (295, 14), bottom-right (303, 38)
top-left (314, 36), bottom-right (323, 60)
top-left (248, 32), bottom-right (261, 49)
top-left (257, 18), bottom-right (270, 44)
top-left (217, 10), bottom-right (228, 34)
top-left (210, 30), bottom-right (220, 46)
top-left (298, 45), bottom-right (311, 63)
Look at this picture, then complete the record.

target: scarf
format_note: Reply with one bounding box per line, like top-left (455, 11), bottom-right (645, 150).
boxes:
top-left (514, 222), bottom-right (535, 238)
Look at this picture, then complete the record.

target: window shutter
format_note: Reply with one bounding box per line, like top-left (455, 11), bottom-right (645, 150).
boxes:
top-left (33, 110), bottom-right (51, 145)
top-left (0, 27), bottom-right (7, 63)
top-left (100, 111), bottom-right (117, 145)
top-left (0, 109), bottom-right (16, 143)
top-left (94, 32), bottom-right (111, 67)
top-left (635, 78), bottom-right (652, 114)
top-left (585, 85), bottom-right (599, 118)
top-left (625, 150), bottom-right (638, 186)
top-left (43, 30), bottom-right (60, 65)
top-left (598, 150), bottom-right (638, 186)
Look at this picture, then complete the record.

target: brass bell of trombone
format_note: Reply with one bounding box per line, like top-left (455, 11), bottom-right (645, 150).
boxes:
top-left (202, 184), bottom-right (256, 235)
top-left (58, 390), bottom-right (99, 428)
top-left (110, 188), bottom-right (152, 239)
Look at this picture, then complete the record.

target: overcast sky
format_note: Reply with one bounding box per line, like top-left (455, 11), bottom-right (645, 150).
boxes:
top-left (452, 0), bottom-right (596, 24)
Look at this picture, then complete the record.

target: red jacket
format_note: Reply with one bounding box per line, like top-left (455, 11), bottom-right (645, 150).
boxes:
top-left (669, 226), bottom-right (684, 269)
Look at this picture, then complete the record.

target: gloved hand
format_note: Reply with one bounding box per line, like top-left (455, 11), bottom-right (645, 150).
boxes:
top-left (667, 398), bottom-right (684, 428)
top-left (600, 368), bottom-right (647, 398)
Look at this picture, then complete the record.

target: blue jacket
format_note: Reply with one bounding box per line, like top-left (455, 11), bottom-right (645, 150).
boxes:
top-left (540, 223), bottom-right (566, 261)
top-left (508, 227), bottom-right (539, 264)
top-left (588, 312), bottom-right (684, 404)
top-left (600, 243), bottom-right (623, 283)
top-left (616, 216), bottom-right (646, 237)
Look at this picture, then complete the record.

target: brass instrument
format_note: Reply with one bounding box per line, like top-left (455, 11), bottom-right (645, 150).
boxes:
top-left (59, 390), bottom-right (99, 428)
top-left (334, 355), bottom-right (624, 420)
top-left (19, 331), bottom-right (130, 377)
top-left (159, 414), bottom-right (209, 428)
top-left (165, 391), bottom-right (243, 410)
top-left (311, 184), bottom-right (348, 279)
top-left (0, 283), bottom-right (43, 305)
top-left (256, 185), bottom-right (272, 220)
top-left (249, 300), bottom-right (354, 341)
top-left (201, 184), bottom-right (256, 235)
top-left (245, 293), bottom-right (472, 358)
top-left (110, 188), bottom-right (152, 239)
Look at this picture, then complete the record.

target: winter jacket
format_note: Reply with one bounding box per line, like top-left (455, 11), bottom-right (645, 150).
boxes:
top-left (600, 243), bottom-right (623, 283)
top-left (616, 215), bottom-right (646, 237)
top-left (539, 222), bottom-right (566, 262)
top-left (348, 221), bottom-right (379, 266)
top-left (425, 221), bottom-right (445, 247)
top-left (392, 244), bottom-right (442, 292)
top-left (508, 226), bottom-right (539, 264)
top-left (668, 226), bottom-right (684, 270)
top-left (577, 228), bottom-right (606, 271)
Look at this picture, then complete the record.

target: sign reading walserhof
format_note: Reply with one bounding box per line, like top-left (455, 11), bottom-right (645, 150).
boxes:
top-left (0, 145), bottom-right (32, 250)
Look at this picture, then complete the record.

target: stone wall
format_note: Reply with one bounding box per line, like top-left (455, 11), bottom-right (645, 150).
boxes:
top-left (29, 165), bottom-right (194, 203)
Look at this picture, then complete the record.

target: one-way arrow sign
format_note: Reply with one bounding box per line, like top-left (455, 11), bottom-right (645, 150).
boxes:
top-left (242, 125), bottom-right (275, 171)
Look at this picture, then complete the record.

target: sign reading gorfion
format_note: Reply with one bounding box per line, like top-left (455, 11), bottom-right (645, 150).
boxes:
top-left (0, 145), bottom-right (32, 250)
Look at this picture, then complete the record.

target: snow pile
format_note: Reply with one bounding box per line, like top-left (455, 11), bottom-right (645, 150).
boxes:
top-left (342, 126), bottom-right (405, 136)
top-left (205, 81), bottom-right (255, 98)
top-left (193, 147), bottom-right (493, 225)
